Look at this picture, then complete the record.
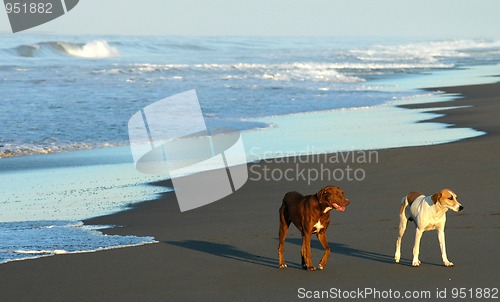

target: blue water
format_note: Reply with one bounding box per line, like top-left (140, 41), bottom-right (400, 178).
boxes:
top-left (0, 35), bottom-right (499, 264)
top-left (1, 35), bottom-right (499, 156)
top-left (0, 220), bottom-right (156, 264)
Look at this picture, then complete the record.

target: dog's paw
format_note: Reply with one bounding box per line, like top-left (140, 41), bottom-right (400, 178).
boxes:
top-left (306, 266), bottom-right (316, 271)
top-left (444, 261), bottom-right (454, 267)
top-left (318, 264), bottom-right (325, 270)
top-left (278, 263), bottom-right (288, 269)
top-left (412, 260), bottom-right (421, 267)
top-left (394, 252), bottom-right (401, 263)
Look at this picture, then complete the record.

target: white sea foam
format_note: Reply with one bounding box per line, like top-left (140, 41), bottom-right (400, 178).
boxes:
top-left (8, 40), bottom-right (121, 59)
top-left (0, 142), bottom-right (98, 158)
top-left (93, 62), bottom-right (364, 82)
top-left (91, 61), bottom-right (455, 85)
top-left (61, 40), bottom-right (120, 58)
top-left (0, 220), bottom-right (157, 264)
top-left (351, 39), bottom-right (500, 63)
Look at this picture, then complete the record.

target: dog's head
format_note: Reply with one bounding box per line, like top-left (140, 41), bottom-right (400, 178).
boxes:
top-left (431, 189), bottom-right (463, 212)
top-left (318, 186), bottom-right (350, 212)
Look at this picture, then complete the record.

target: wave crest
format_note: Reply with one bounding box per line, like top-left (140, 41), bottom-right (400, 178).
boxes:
top-left (13, 40), bottom-right (120, 58)
top-left (61, 40), bottom-right (120, 58)
top-left (350, 39), bottom-right (500, 63)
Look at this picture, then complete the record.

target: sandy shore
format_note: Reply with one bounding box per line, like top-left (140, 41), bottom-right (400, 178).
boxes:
top-left (0, 82), bottom-right (499, 301)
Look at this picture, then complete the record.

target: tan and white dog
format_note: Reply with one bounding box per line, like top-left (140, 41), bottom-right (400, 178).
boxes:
top-left (394, 189), bottom-right (463, 267)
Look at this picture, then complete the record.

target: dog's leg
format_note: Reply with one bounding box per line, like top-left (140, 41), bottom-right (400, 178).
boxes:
top-left (317, 232), bottom-right (330, 270)
top-left (300, 233), bottom-right (306, 269)
top-left (278, 206), bottom-right (290, 269)
top-left (395, 198), bottom-right (408, 263)
top-left (395, 217), bottom-right (408, 263)
top-left (301, 232), bottom-right (315, 271)
top-left (437, 227), bottom-right (454, 267)
top-left (412, 228), bottom-right (423, 267)
top-left (394, 220), bottom-right (407, 263)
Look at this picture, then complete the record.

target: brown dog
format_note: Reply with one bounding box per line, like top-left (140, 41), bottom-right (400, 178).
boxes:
top-left (278, 186), bottom-right (350, 270)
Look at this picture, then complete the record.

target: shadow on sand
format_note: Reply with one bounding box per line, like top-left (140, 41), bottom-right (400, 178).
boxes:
top-left (165, 240), bottom-right (284, 269)
top-left (165, 237), bottom-right (412, 270)
top-left (286, 237), bottom-right (396, 265)
top-left (286, 238), bottom-right (443, 267)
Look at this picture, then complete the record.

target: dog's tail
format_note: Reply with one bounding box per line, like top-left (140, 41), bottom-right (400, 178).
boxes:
top-left (399, 196), bottom-right (408, 215)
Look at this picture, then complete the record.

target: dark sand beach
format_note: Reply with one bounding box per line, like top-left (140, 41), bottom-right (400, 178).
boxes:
top-left (0, 82), bottom-right (499, 301)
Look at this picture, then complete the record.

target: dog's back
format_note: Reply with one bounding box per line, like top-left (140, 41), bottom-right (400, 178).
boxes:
top-left (400, 191), bottom-right (425, 216)
top-left (280, 191), bottom-right (305, 222)
top-left (282, 191), bottom-right (304, 207)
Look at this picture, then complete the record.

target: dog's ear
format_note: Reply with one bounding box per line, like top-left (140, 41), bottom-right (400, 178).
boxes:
top-left (431, 192), bottom-right (442, 204)
top-left (317, 187), bottom-right (328, 202)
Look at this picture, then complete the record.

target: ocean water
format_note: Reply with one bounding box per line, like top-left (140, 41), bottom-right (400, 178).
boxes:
top-left (0, 221), bottom-right (156, 264)
top-left (1, 35), bottom-right (499, 264)
top-left (1, 35), bottom-right (500, 156)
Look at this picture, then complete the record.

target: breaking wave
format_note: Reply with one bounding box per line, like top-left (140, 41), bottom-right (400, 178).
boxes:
top-left (350, 39), bottom-right (500, 63)
top-left (12, 40), bottom-right (120, 58)
top-left (92, 62), bottom-right (365, 83)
